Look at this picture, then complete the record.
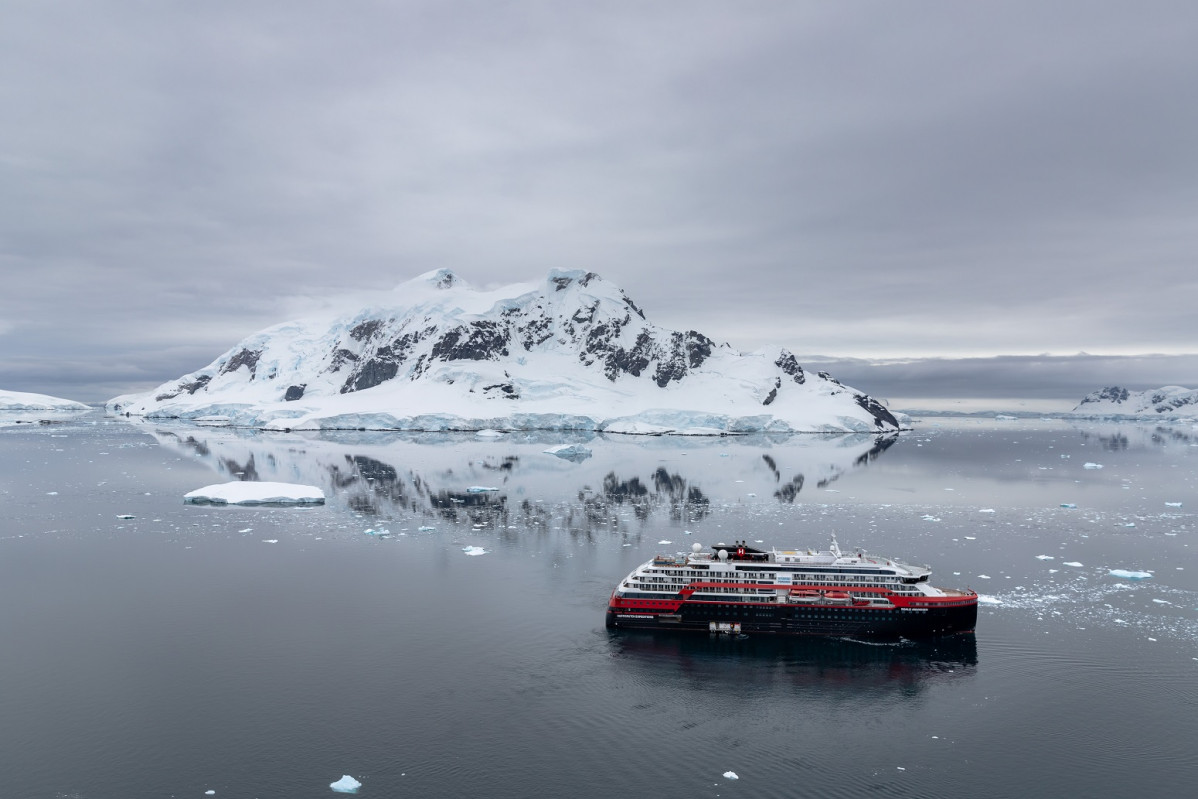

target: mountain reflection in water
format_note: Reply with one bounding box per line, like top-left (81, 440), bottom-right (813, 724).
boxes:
top-left (149, 426), bottom-right (899, 532)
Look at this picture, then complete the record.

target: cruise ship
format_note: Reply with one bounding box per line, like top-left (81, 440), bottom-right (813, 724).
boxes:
top-left (606, 538), bottom-right (977, 638)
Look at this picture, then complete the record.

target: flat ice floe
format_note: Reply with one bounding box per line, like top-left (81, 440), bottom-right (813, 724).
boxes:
top-left (1109, 569), bottom-right (1153, 580)
top-left (183, 481), bottom-right (325, 505)
top-left (462, 546), bottom-right (488, 556)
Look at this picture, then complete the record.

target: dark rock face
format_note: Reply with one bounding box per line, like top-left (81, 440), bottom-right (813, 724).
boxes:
top-left (1081, 386), bottom-right (1131, 405)
top-left (430, 322), bottom-right (511, 362)
top-left (854, 395), bottom-right (899, 429)
top-left (763, 377), bottom-right (781, 406)
top-left (157, 374), bottom-right (212, 401)
top-left (347, 358), bottom-right (399, 393)
top-left (221, 348), bottom-right (261, 378)
top-left (775, 351), bottom-right (806, 384)
top-left (284, 384), bottom-right (306, 401)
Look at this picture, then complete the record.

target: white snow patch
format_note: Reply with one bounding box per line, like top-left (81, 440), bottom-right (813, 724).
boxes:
top-left (0, 389), bottom-right (89, 411)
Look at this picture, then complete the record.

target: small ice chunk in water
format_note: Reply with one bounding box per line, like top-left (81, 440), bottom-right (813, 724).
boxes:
top-left (1166, 501), bottom-right (1183, 507)
top-left (658, 540), bottom-right (672, 545)
top-left (1063, 561), bottom-right (1083, 567)
top-left (1083, 462), bottom-right (1103, 469)
top-left (462, 546), bottom-right (488, 556)
top-left (116, 514), bottom-right (134, 519)
top-left (723, 771), bottom-right (739, 780)
top-left (1108, 569), bottom-right (1152, 580)
top-left (466, 486), bottom-right (499, 493)
top-left (1060, 503), bottom-right (1077, 509)
top-left (330, 775), bottom-right (362, 793)
top-left (1035, 555), bottom-right (1055, 560)
top-left (978, 595), bottom-right (1003, 605)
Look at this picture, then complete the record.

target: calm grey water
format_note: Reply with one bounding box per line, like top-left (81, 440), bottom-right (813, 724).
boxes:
top-left (2, 412), bottom-right (1196, 798)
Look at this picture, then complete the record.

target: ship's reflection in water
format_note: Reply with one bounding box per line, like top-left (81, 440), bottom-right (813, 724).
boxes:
top-left (610, 630), bottom-right (978, 695)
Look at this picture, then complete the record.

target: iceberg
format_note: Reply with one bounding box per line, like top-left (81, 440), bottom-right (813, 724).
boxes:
top-left (1108, 569), bottom-right (1152, 580)
top-left (723, 771), bottom-right (739, 780)
top-left (183, 481), bottom-right (325, 505)
top-left (330, 775), bottom-right (362, 793)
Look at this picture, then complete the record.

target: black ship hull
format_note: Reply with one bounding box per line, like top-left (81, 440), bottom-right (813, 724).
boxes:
top-left (606, 599), bottom-right (977, 639)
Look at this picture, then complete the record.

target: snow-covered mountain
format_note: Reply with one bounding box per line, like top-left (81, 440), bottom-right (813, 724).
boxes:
top-left (108, 269), bottom-right (901, 434)
top-left (0, 389), bottom-right (89, 411)
top-left (1071, 385), bottom-right (1198, 418)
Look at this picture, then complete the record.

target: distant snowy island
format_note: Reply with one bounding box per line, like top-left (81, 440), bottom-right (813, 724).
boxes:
top-left (1070, 385), bottom-right (1198, 419)
top-left (108, 269), bottom-right (902, 435)
top-left (0, 389), bottom-right (89, 412)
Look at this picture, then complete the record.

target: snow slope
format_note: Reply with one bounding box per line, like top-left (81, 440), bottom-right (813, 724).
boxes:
top-left (0, 389), bottom-right (89, 411)
top-left (1070, 386), bottom-right (1198, 418)
top-left (108, 269), bottom-right (900, 434)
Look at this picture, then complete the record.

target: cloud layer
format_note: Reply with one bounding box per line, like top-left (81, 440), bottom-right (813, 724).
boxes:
top-left (3, 2), bottom-right (1196, 403)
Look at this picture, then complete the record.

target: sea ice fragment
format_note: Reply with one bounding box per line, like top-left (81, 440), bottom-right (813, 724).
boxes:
top-left (462, 546), bottom-right (488, 556)
top-left (1083, 462), bottom-right (1103, 469)
top-left (330, 775), bottom-right (362, 793)
top-left (1108, 569), bottom-right (1152, 580)
top-left (723, 771), bottom-right (739, 780)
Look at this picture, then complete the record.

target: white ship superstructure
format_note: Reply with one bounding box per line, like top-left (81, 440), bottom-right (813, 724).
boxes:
top-left (606, 538), bottom-right (977, 638)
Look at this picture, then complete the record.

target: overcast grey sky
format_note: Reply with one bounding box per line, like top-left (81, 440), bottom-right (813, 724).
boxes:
top-left (2, 1), bottom-right (1196, 405)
